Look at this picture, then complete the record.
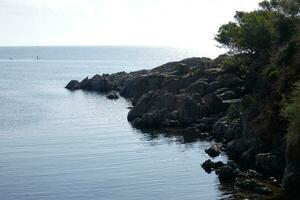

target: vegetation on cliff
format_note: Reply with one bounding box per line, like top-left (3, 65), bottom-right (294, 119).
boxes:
top-left (216, 0), bottom-right (300, 195)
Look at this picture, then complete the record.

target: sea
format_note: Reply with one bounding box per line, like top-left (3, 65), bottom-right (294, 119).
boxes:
top-left (0, 46), bottom-right (229, 200)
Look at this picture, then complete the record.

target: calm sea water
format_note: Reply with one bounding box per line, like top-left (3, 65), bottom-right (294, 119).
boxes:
top-left (0, 46), bottom-right (228, 200)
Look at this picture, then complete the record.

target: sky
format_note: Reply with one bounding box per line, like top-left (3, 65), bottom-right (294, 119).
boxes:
top-left (0, 0), bottom-right (262, 56)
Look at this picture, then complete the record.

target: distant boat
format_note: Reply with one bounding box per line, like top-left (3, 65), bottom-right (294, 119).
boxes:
top-left (36, 56), bottom-right (39, 60)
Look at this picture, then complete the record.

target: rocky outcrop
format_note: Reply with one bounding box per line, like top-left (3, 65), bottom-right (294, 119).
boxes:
top-left (65, 56), bottom-right (292, 197)
top-left (66, 57), bottom-right (244, 130)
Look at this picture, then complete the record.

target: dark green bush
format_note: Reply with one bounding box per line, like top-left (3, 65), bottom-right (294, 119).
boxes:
top-left (283, 82), bottom-right (300, 143)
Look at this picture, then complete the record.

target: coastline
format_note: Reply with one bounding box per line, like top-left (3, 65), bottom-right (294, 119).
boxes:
top-left (65, 56), bottom-right (295, 199)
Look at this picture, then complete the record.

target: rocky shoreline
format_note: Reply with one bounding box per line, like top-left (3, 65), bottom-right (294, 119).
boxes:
top-left (65, 57), bottom-right (294, 199)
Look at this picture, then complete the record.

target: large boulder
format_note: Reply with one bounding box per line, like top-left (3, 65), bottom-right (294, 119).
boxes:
top-left (83, 74), bottom-right (114, 92)
top-left (216, 164), bottom-right (237, 182)
top-left (65, 80), bottom-right (81, 90)
top-left (178, 97), bottom-right (204, 125)
top-left (226, 138), bottom-right (254, 159)
top-left (211, 117), bottom-right (241, 142)
top-left (239, 143), bottom-right (271, 169)
top-left (127, 91), bottom-right (182, 127)
top-left (186, 79), bottom-right (208, 95)
top-left (121, 74), bottom-right (167, 104)
top-left (202, 93), bottom-right (226, 115)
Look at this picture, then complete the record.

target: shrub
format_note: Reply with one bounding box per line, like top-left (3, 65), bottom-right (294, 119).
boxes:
top-left (221, 56), bottom-right (245, 73)
top-left (283, 82), bottom-right (300, 144)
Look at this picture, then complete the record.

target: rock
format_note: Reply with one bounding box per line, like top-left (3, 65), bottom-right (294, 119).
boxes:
top-left (211, 117), bottom-right (241, 142)
top-left (193, 117), bottom-right (218, 132)
top-left (205, 143), bottom-right (221, 157)
top-left (218, 73), bottom-right (244, 88)
top-left (183, 127), bottom-right (209, 142)
top-left (236, 178), bottom-right (272, 194)
top-left (162, 119), bottom-right (181, 127)
top-left (239, 142), bottom-right (271, 169)
top-left (255, 153), bottom-right (284, 177)
top-left (216, 165), bottom-right (237, 182)
top-left (226, 138), bottom-right (253, 159)
top-left (84, 74), bottom-right (114, 92)
top-left (161, 78), bottom-right (182, 93)
top-left (65, 73), bottom-right (126, 93)
top-left (122, 74), bottom-right (167, 104)
top-left (201, 159), bottom-right (225, 173)
top-left (202, 93), bottom-right (226, 115)
top-left (178, 97), bottom-right (203, 125)
top-left (241, 169), bottom-right (263, 179)
top-left (217, 90), bottom-right (237, 100)
top-left (106, 91), bottom-right (119, 99)
top-left (186, 79), bottom-right (208, 95)
top-left (206, 81), bottom-right (222, 93)
top-left (65, 55), bottom-right (298, 196)
top-left (65, 80), bottom-right (81, 90)
top-left (127, 91), bottom-right (181, 127)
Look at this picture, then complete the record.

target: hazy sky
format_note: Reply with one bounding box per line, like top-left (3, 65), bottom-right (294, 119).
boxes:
top-left (0, 0), bottom-right (261, 55)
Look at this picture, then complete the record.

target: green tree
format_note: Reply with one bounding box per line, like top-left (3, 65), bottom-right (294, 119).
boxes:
top-left (283, 82), bottom-right (300, 144)
top-left (259, 0), bottom-right (300, 17)
top-left (215, 10), bottom-right (278, 55)
top-left (215, 0), bottom-right (299, 55)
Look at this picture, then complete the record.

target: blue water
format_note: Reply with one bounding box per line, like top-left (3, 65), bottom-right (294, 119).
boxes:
top-left (0, 46), bottom-right (228, 200)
